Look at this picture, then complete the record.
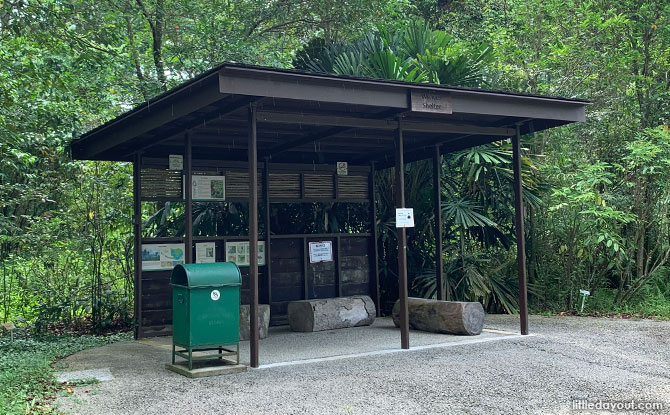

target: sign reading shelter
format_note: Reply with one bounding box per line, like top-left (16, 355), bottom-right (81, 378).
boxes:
top-left (308, 241), bottom-right (333, 263)
top-left (410, 90), bottom-right (452, 114)
top-left (395, 208), bottom-right (415, 228)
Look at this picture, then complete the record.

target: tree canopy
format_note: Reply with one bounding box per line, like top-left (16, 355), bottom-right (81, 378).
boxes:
top-left (2, 0), bottom-right (670, 332)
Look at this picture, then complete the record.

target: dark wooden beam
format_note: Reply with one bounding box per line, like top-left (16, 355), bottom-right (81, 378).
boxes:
top-left (513, 124), bottom-right (529, 335)
top-left (359, 133), bottom-right (472, 166)
top-left (264, 158), bottom-right (272, 307)
top-left (375, 134), bottom-right (499, 170)
top-left (433, 145), bottom-right (444, 301)
top-left (370, 161), bottom-right (381, 316)
top-left (257, 111), bottom-right (515, 136)
top-left (396, 119), bottom-right (409, 350)
top-left (261, 109), bottom-right (406, 158)
top-left (219, 67), bottom-right (409, 108)
top-left (184, 133), bottom-right (193, 264)
top-left (219, 65), bottom-right (586, 121)
top-left (132, 152), bottom-right (142, 339)
top-left (248, 104), bottom-right (260, 367)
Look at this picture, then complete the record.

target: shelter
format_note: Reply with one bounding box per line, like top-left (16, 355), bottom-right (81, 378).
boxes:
top-left (71, 63), bottom-right (588, 368)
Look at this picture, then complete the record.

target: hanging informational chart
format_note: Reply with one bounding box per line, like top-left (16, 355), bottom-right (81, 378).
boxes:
top-left (141, 244), bottom-right (185, 271)
top-left (192, 175), bottom-right (225, 200)
top-left (225, 241), bottom-right (266, 266)
top-left (195, 242), bottom-right (216, 264)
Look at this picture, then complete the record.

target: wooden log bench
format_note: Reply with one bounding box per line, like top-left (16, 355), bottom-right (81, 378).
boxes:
top-left (239, 304), bottom-right (270, 341)
top-left (392, 298), bottom-right (485, 335)
top-left (287, 295), bottom-right (376, 332)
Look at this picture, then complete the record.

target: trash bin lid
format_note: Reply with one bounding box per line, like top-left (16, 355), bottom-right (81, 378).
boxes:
top-left (170, 262), bottom-right (242, 288)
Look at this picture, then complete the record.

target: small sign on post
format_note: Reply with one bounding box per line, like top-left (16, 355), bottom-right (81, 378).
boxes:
top-left (395, 208), bottom-right (415, 228)
top-left (579, 289), bottom-right (591, 313)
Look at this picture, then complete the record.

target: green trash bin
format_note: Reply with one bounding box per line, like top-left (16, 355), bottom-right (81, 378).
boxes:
top-left (170, 262), bottom-right (242, 369)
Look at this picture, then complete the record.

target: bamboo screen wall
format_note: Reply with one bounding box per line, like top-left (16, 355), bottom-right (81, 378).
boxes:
top-left (139, 168), bottom-right (369, 200)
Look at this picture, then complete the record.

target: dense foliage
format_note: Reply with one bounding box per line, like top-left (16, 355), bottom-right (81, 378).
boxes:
top-left (2, 0), bottom-right (669, 332)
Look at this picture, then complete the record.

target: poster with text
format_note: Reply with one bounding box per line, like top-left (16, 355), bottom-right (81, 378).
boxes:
top-left (195, 242), bottom-right (216, 264)
top-left (141, 244), bottom-right (185, 271)
top-left (225, 241), bottom-right (265, 266)
top-left (309, 241), bottom-right (333, 263)
top-left (192, 175), bottom-right (225, 200)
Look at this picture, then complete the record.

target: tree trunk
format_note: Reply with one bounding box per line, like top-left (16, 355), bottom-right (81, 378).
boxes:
top-left (392, 298), bottom-right (485, 335)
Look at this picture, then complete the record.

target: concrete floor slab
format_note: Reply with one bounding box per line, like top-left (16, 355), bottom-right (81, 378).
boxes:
top-left (55, 368), bottom-right (114, 383)
top-left (55, 315), bottom-right (670, 415)
top-left (165, 361), bottom-right (247, 378)
top-left (138, 317), bottom-right (515, 366)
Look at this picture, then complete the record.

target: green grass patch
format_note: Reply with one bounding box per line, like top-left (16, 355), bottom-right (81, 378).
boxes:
top-left (0, 330), bottom-right (131, 414)
top-left (531, 288), bottom-right (670, 320)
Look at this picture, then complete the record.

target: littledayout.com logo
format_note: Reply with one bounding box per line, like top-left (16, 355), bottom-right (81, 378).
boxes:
top-left (572, 399), bottom-right (665, 412)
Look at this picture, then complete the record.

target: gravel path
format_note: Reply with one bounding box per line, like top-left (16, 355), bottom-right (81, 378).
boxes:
top-left (55, 315), bottom-right (670, 414)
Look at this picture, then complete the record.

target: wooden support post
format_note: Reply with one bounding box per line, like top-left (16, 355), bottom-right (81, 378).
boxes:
top-left (369, 161), bottom-right (381, 316)
top-left (433, 145), bottom-right (444, 301)
top-left (303, 238), bottom-right (309, 299)
top-left (336, 236), bottom-right (342, 297)
top-left (264, 159), bottom-right (272, 306)
top-left (513, 124), bottom-right (529, 335)
top-left (184, 133), bottom-right (193, 264)
top-left (248, 104), bottom-right (260, 367)
top-left (133, 152), bottom-right (142, 339)
top-left (395, 119), bottom-right (410, 349)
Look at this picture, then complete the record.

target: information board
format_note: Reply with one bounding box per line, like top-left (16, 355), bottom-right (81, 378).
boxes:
top-left (141, 243), bottom-right (185, 271)
top-left (225, 241), bottom-right (266, 266)
top-left (195, 242), bottom-right (216, 264)
top-left (192, 175), bottom-right (225, 200)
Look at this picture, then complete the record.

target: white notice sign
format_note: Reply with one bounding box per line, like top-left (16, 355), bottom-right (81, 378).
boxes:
top-left (195, 242), bottom-right (216, 264)
top-left (192, 175), bottom-right (225, 200)
top-left (169, 154), bottom-right (183, 170)
top-left (309, 241), bottom-right (333, 263)
top-left (395, 208), bottom-right (415, 228)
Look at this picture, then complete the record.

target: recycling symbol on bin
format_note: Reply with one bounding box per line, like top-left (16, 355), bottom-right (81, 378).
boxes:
top-left (210, 290), bottom-right (220, 301)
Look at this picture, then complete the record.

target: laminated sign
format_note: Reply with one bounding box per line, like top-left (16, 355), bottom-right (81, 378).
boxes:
top-left (168, 154), bottom-right (183, 170)
top-left (309, 241), bottom-right (333, 263)
top-left (395, 208), bottom-right (415, 228)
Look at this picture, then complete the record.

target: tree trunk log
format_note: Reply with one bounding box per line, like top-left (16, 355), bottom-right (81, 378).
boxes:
top-left (239, 304), bottom-right (270, 341)
top-left (392, 298), bottom-right (485, 335)
top-left (288, 296), bottom-right (376, 332)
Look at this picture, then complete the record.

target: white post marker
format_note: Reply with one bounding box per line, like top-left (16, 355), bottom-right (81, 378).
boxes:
top-left (579, 289), bottom-right (590, 313)
top-left (396, 208), bottom-right (415, 228)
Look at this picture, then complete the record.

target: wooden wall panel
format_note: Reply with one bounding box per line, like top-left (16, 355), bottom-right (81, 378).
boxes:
top-left (339, 237), bottom-right (371, 298)
top-left (270, 238), bottom-right (303, 325)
